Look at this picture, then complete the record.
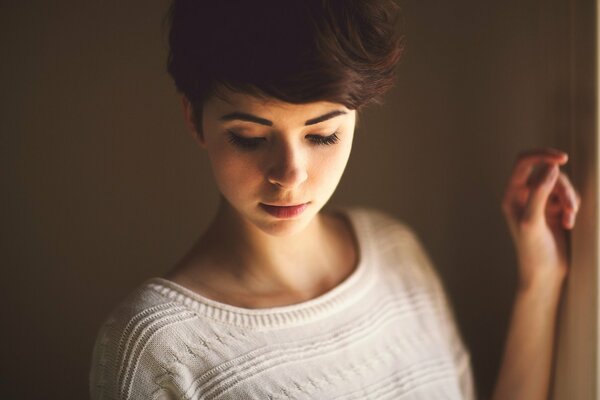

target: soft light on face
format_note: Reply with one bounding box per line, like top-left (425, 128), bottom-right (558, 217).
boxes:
top-left (188, 89), bottom-right (356, 237)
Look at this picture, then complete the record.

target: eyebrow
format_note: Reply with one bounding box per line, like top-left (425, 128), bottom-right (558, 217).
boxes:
top-left (219, 110), bottom-right (347, 126)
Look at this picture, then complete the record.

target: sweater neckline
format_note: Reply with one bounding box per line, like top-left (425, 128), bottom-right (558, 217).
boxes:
top-left (144, 206), bottom-right (375, 329)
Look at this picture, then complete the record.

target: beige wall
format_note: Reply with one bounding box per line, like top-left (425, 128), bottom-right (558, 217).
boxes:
top-left (1, 1), bottom-right (571, 398)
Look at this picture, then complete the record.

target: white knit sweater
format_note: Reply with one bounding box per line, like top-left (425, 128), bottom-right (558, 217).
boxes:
top-left (90, 207), bottom-right (475, 399)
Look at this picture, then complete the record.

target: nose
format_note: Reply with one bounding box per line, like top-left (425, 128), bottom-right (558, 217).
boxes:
top-left (266, 140), bottom-right (308, 189)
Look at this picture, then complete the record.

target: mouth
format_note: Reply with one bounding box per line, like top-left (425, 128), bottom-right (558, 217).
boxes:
top-left (259, 202), bottom-right (309, 219)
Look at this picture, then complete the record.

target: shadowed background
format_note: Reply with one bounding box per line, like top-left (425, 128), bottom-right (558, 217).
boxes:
top-left (1, 1), bottom-right (570, 398)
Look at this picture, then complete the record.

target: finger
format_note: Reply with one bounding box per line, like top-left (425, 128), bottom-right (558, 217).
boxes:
top-left (555, 172), bottom-right (581, 229)
top-left (523, 164), bottom-right (560, 224)
top-left (546, 191), bottom-right (563, 212)
top-left (502, 185), bottom-right (531, 226)
top-left (510, 152), bottom-right (568, 187)
top-left (517, 147), bottom-right (568, 159)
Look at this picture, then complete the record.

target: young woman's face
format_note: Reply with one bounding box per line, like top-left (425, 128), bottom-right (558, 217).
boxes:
top-left (186, 89), bottom-right (356, 237)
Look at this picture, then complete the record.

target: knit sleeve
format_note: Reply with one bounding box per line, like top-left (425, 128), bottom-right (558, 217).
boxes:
top-left (89, 314), bottom-right (176, 400)
top-left (89, 297), bottom-right (192, 400)
top-left (400, 226), bottom-right (477, 400)
top-left (89, 317), bottom-right (117, 400)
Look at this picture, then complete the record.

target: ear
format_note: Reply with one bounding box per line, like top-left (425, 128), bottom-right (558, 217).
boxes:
top-left (180, 95), bottom-right (206, 148)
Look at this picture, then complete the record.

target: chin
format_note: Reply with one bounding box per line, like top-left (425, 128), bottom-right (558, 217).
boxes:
top-left (262, 221), bottom-right (310, 237)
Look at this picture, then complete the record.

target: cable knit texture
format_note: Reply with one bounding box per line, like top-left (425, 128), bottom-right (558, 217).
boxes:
top-left (89, 206), bottom-right (476, 399)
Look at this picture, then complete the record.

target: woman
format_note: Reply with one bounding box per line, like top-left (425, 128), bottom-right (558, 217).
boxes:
top-left (89, 1), bottom-right (581, 399)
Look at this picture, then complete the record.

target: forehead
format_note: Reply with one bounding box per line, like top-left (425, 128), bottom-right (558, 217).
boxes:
top-left (204, 87), bottom-right (351, 124)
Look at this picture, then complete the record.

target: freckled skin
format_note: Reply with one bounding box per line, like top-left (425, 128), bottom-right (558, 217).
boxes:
top-left (170, 89), bottom-right (359, 303)
top-left (189, 90), bottom-right (356, 237)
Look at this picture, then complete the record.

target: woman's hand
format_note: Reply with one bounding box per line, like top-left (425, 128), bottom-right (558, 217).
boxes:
top-left (493, 148), bottom-right (582, 400)
top-left (501, 148), bottom-right (581, 290)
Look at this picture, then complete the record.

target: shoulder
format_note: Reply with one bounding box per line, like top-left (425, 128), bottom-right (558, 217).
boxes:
top-left (339, 206), bottom-right (475, 397)
top-left (342, 205), bottom-right (444, 290)
top-left (89, 280), bottom-right (200, 399)
top-left (342, 205), bottom-right (426, 258)
top-left (336, 205), bottom-right (416, 237)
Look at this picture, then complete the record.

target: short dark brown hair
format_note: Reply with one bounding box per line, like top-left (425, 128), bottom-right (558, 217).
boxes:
top-left (166, 0), bottom-right (403, 112)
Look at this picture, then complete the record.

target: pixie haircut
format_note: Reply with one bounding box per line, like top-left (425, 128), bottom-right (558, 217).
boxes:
top-left (167, 0), bottom-right (403, 114)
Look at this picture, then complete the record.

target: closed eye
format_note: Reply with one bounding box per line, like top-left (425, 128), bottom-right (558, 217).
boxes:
top-left (226, 132), bottom-right (265, 149)
top-left (307, 132), bottom-right (340, 145)
top-left (226, 131), bottom-right (340, 150)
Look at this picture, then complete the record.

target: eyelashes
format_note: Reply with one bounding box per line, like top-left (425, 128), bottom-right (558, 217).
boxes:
top-left (226, 131), bottom-right (341, 150)
top-left (313, 133), bottom-right (341, 146)
top-left (226, 133), bottom-right (264, 150)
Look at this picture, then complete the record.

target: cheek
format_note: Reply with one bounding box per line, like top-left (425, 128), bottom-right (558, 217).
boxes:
top-left (310, 141), bottom-right (353, 187)
top-left (207, 147), bottom-right (261, 198)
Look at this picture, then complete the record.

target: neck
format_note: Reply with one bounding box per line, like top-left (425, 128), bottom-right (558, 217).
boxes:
top-left (190, 198), bottom-right (343, 295)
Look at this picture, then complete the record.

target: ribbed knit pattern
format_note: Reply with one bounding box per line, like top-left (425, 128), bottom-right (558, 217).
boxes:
top-left (90, 206), bottom-right (475, 399)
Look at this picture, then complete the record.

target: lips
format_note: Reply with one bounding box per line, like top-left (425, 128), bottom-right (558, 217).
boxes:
top-left (260, 202), bottom-right (309, 219)
top-left (263, 203), bottom-right (305, 207)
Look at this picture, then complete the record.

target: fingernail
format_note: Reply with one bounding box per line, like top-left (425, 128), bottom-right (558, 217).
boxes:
top-left (563, 214), bottom-right (572, 229)
top-left (569, 214), bottom-right (575, 227)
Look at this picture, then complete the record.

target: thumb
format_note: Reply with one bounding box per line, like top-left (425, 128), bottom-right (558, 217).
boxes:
top-left (523, 164), bottom-right (559, 224)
